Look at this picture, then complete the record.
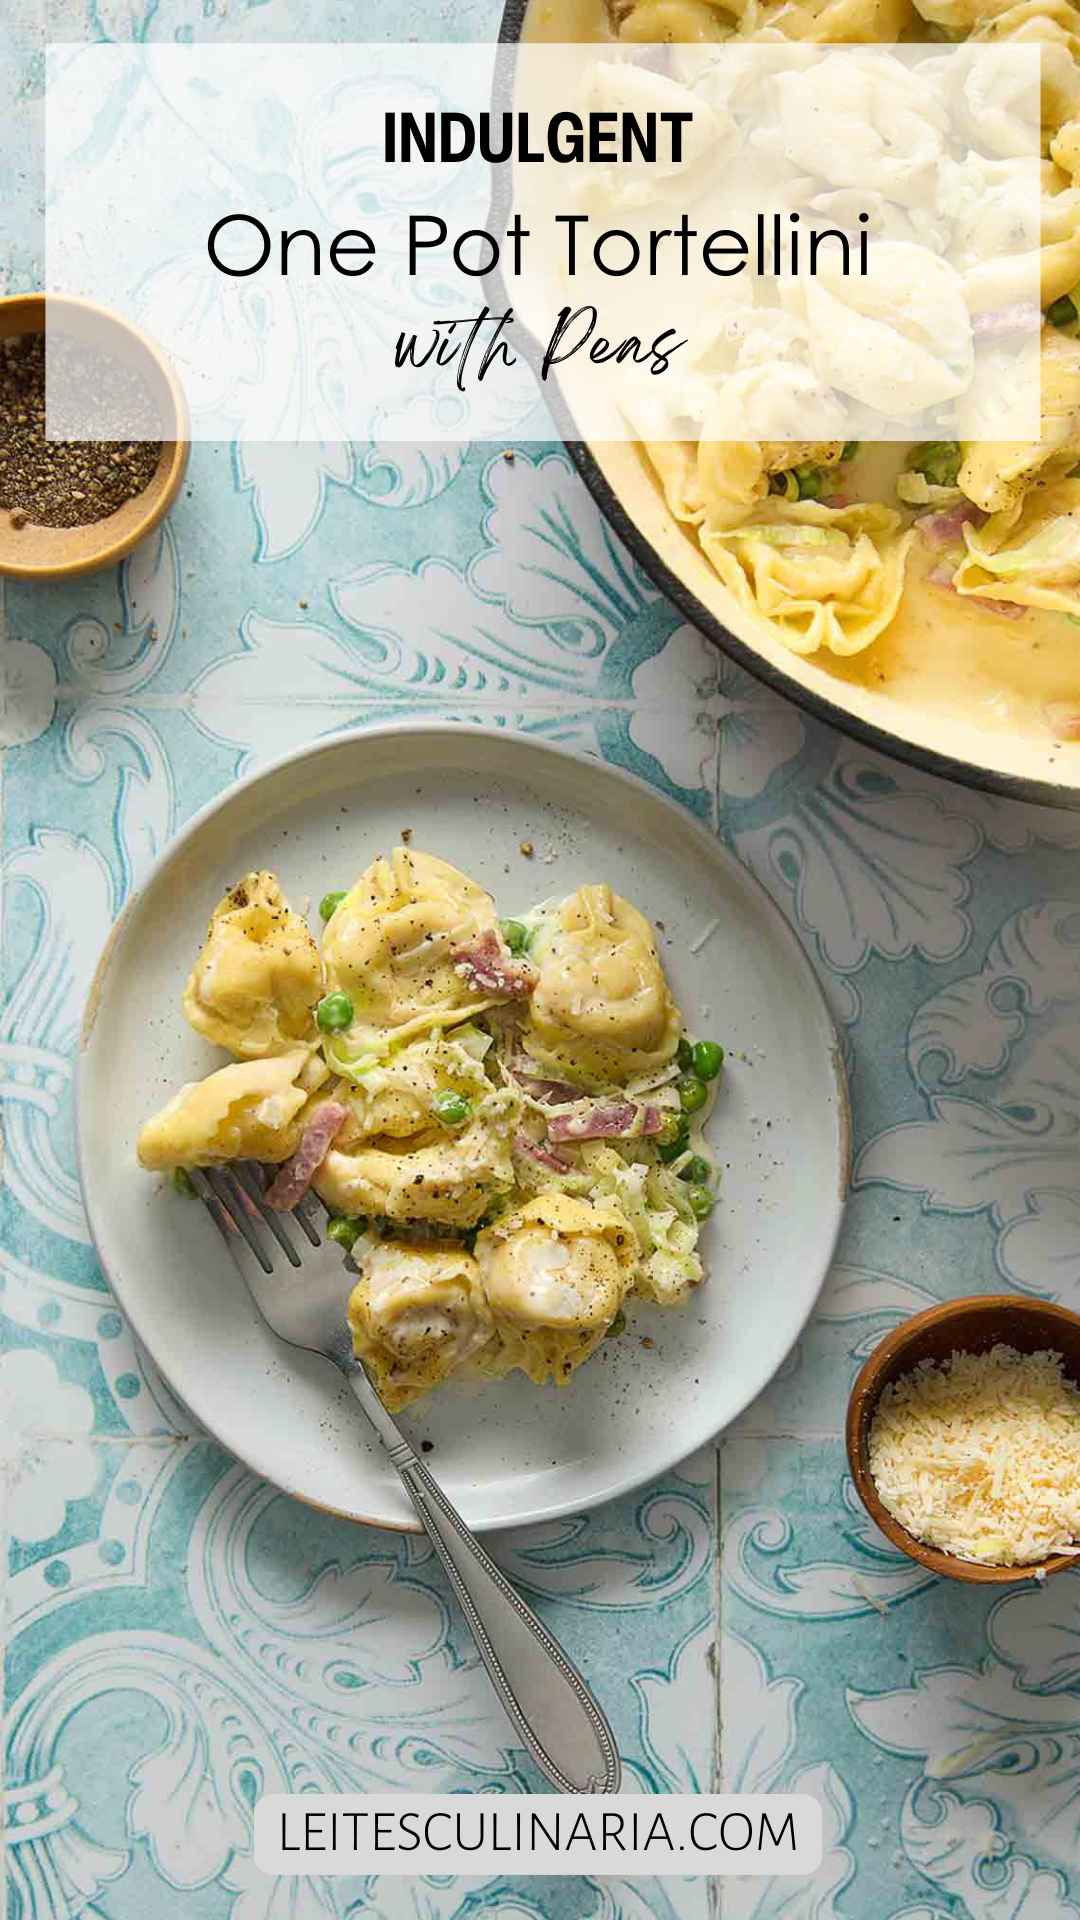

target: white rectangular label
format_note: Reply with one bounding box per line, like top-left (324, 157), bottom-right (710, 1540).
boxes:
top-left (253, 1792), bottom-right (823, 1877)
top-left (45, 42), bottom-right (1041, 443)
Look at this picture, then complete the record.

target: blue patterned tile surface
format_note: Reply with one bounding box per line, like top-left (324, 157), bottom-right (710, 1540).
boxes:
top-left (4, 5), bottom-right (1080, 1919)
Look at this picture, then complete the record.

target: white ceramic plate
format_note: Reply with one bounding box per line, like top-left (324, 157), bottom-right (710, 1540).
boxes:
top-left (78, 725), bottom-right (848, 1533)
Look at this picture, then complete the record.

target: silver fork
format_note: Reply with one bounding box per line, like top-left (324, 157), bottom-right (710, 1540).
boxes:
top-left (189, 1162), bottom-right (621, 1795)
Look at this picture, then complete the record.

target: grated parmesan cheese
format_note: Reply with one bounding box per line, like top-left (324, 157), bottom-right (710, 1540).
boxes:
top-left (868, 1344), bottom-right (1080, 1566)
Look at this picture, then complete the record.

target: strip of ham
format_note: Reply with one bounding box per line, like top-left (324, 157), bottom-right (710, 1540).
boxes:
top-left (917, 502), bottom-right (986, 548)
top-left (452, 929), bottom-right (536, 998)
top-left (548, 1101), bottom-right (664, 1142)
top-left (972, 303), bottom-right (1041, 340)
top-left (515, 1131), bottom-right (574, 1171)
top-left (265, 1101), bottom-right (349, 1210)
top-left (511, 1066), bottom-right (585, 1105)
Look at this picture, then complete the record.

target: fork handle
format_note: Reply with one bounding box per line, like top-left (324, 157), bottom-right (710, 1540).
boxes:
top-left (345, 1365), bottom-right (621, 1795)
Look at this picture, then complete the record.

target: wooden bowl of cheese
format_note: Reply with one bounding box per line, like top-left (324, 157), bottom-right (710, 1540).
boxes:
top-left (847, 1295), bottom-right (1080, 1585)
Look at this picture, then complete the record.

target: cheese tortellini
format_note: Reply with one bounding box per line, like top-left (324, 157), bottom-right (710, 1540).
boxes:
top-left (958, 327), bottom-right (1080, 513)
top-left (701, 500), bottom-right (913, 657)
top-left (954, 475), bottom-right (1080, 609)
top-left (524, 884), bottom-right (680, 1087)
top-left (347, 1241), bottom-right (494, 1410)
top-left (183, 871), bottom-right (324, 1057)
top-left (137, 1049), bottom-right (326, 1170)
top-left (475, 1193), bottom-right (638, 1386)
top-left (611, 0), bottom-right (1080, 678)
top-left (322, 848), bottom-right (499, 1051)
top-left (314, 1097), bottom-right (517, 1229)
top-left (140, 844), bottom-right (722, 1413)
top-left (649, 436), bottom-right (846, 535)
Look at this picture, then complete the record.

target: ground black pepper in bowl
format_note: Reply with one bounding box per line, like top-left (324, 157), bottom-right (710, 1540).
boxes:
top-left (0, 332), bottom-right (164, 531)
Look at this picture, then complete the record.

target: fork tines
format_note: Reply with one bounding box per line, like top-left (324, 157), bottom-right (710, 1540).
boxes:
top-left (190, 1162), bottom-right (322, 1272)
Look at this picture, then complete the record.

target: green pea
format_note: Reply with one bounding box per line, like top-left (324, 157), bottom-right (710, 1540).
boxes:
top-left (794, 464), bottom-right (823, 501)
top-left (1048, 294), bottom-right (1077, 329)
top-left (692, 1039), bottom-right (724, 1082)
top-left (327, 1215), bottom-right (365, 1251)
top-left (677, 1072), bottom-right (708, 1115)
top-left (316, 990), bottom-right (354, 1033)
top-left (686, 1184), bottom-right (715, 1221)
top-left (656, 1111), bottom-right (689, 1153)
top-left (500, 918), bottom-right (528, 954)
top-left (680, 1154), bottom-right (711, 1185)
top-left (319, 890), bottom-right (347, 922)
top-left (840, 441), bottom-right (860, 463)
top-left (911, 441), bottom-right (962, 489)
top-left (676, 1035), bottom-right (694, 1071)
top-left (432, 1089), bottom-right (472, 1128)
top-left (171, 1166), bottom-right (196, 1197)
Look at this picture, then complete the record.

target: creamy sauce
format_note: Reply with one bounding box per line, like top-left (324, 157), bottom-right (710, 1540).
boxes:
top-left (387, 1305), bottom-right (463, 1351)
top-left (524, 0), bottom-right (1080, 768)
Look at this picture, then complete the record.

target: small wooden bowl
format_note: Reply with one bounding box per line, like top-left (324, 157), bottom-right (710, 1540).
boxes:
top-left (0, 294), bottom-right (190, 581)
top-left (846, 1294), bottom-right (1080, 1585)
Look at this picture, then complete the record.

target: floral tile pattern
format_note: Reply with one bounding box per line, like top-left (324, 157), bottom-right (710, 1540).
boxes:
top-left (4, 4), bottom-right (1080, 1920)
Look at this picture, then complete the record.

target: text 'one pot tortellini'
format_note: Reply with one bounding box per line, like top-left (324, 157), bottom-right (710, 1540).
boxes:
top-left (475, 1192), bottom-right (639, 1386)
top-left (347, 1240), bottom-right (494, 1411)
top-left (139, 844), bottom-right (726, 1413)
top-left (525, 884), bottom-right (681, 1086)
top-left (322, 848), bottom-right (501, 1051)
top-left (183, 871), bottom-right (324, 1057)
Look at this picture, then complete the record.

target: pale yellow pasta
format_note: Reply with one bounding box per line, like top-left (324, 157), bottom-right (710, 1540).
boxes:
top-left (137, 1049), bottom-right (325, 1170)
top-left (695, 440), bottom-right (770, 530)
top-left (347, 1241), bottom-right (494, 1411)
top-left (322, 847), bottom-right (500, 1050)
top-left (524, 884), bottom-right (680, 1087)
top-left (618, 0), bottom-right (729, 36)
top-left (183, 871), bottom-right (323, 1058)
top-left (644, 438), bottom-right (844, 535)
top-left (1051, 116), bottom-right (1080, 176)
top-left (959, 328), bottom-right (1080, 513)
top-left (701, 500), bottom-right (912, 657)
top-left (618, 0), bottom-right (912, 37)
top-left (642, 437), bottom-right (708, 523)
top-left (737, 0), bottom-right (915, 35)
top-left (972, 0), bottom-right (1080, 144)
top-left (1042, 223), bottom-right (1080, 303)
top-left (954, 476), bottom-right (1080, 610)
top-left (912, 0), bottom-right (1022, 32)
top-left (475, 1192), bottom-right (638, 1386)
top-left (314, 1101), bottom-right (516, 1228)
top-left (760, 442), bottom-right (845, 474)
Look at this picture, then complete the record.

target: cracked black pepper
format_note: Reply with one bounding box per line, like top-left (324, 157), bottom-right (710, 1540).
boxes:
top-left (0, 332), bottom-right (163, 531)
